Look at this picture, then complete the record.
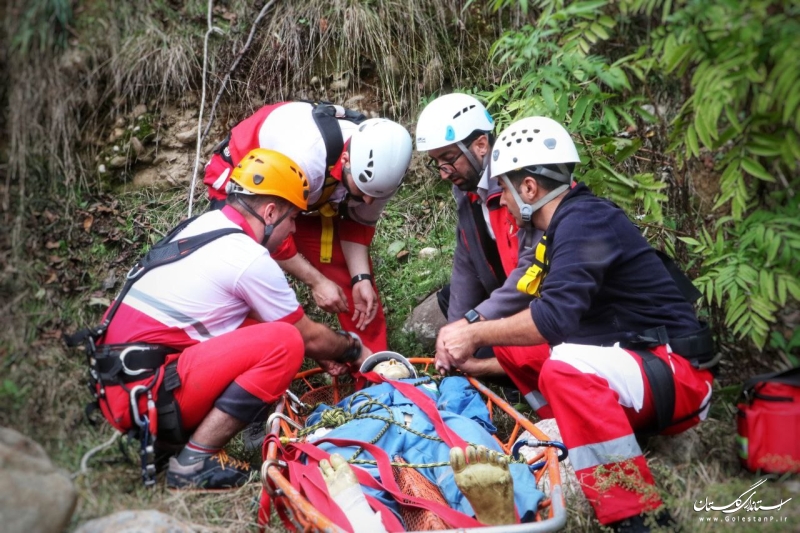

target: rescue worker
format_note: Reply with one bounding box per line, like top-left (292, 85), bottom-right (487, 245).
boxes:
top-left (97, 149), bottom-right (371, 490)
top-left (415, 93), bottom-right (539, 332)
top-left (435, 116), bottom-right (715, 532)
top-left (204, 102), bottom-right (413, 352)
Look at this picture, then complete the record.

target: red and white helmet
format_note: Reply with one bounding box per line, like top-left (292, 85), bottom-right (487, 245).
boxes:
top-left (415, 93), bottom-right (494, 151)
top-left (349, 119), bottom-right (412, 198)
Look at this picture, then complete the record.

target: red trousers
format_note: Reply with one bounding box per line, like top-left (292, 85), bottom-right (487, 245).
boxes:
top-left (291, 215), bottom-right (388, 352)
top-left (100, 323), bottom-right (304, 434)
top-left (495, 343), bottom-right (713, 525)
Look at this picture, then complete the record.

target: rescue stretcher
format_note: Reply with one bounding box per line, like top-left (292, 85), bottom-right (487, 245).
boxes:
top-left (259, 358), bottom-right (567, 532)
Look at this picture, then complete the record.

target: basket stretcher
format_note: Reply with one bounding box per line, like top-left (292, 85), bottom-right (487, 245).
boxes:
top-left (259, 358), bottom-right (567, 532)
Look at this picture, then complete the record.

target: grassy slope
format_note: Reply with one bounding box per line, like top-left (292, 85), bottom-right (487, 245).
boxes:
top-left (3, 169), bottom-right (799, 532)
top-left (2, 1), bottom-right (799, 531)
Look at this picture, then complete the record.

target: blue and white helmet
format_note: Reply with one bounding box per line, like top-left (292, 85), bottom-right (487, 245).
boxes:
top-left (415, 93), bottom-right (494, 151)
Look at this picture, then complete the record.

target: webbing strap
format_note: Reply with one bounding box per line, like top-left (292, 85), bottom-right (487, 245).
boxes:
top-left (292, 439), bottom-right (481, 529)
top-left (362, 374), bottom-right (469, 449)
top-left (633, 349), bottom-right (675, 434)
top-left (743, 367), bottom-right (800, 394)
top-left (98, 222), bottom-right (244, 339)
top-left (319, 208), bottom-right (336, 263)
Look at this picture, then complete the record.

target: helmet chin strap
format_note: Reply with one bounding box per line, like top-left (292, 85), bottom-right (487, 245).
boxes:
top-left (457, 140), bottom-right (484, 176)
top-left (235, 195), bottom-right (291, 246)
top-left (500, 175), bottom-right (570, 224)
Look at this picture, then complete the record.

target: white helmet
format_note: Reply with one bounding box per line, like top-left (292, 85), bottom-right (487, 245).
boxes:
top-left (490, 116), bottom-right (581, 223)
top-left (489, 116), bottom-right (580, 180)
top-left (415, 93), bottom-right (494, 151)
top-left (349, 118), bottom-right (412, 198)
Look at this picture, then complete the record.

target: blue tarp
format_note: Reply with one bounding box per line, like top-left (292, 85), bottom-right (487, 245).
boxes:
top-left (304, 376), bottom-right (544, 523)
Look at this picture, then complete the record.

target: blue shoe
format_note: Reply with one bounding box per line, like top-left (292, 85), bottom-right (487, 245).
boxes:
top-left (166, 451), bottom-right (253, 490)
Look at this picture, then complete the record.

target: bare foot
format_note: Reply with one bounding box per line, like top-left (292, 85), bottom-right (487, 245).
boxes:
top-left (320, 453), bottom-right (359, 498)
top-left (373, 359), bottom-right (411, 379)
top-left (450, 445), bottom-right (516, 525)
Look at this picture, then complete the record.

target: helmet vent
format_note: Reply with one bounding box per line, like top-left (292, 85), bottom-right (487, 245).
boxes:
top-left (359, 170), bottom-right (372, 183)
top-left (369, 149), bottom-right (373, 159)
top-left (516, 138), bottom-right (522, 143)
top-left (534, 129), bottom-right (540, 133)
top-left (527, 137), bottom-right (533, 142)
top-left (367, 160), bottom-right (374, 168)
top-left (452, 104), bottom-right (476, 120)
top-left (253, 174), bottom-right (264, 185)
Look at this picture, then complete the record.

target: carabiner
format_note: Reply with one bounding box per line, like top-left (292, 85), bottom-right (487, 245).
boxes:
top-left (119, 346), bottom-right (150, 376)
top-left (129, 385), bottom-right (149, 428)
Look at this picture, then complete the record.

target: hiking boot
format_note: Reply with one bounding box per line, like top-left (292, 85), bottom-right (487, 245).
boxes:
top-left (242, 421), bottom-right (267, 454)
top-left (611, 510), bottom-right (678, 532)
top-left (166, 451), bottom-right (253, 490)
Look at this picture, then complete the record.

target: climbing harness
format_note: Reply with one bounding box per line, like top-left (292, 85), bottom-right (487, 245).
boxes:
top-left (65, 216), bottom-right (244, 486)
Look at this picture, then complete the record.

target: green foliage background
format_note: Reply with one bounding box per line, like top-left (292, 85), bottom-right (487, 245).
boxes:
top-left (482, 0), bottom-right (800, 357)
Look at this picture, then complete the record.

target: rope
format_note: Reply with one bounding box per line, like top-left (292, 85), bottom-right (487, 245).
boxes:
top-left (71, 430), bottom-right (122, 479)
top-left (297, 378), bottom-right (526, 469)
top-left (188, 0), bottom-right (223, 218)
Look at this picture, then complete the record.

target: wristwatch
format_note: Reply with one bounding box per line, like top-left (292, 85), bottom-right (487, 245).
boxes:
top-left (464, 309), bottom-right (481, 324)
top-left (336, 330), bottom-right (362, 363)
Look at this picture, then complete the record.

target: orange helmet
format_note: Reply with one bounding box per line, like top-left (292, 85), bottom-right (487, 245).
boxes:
top-left (228, 148), bottom-right (310, 210)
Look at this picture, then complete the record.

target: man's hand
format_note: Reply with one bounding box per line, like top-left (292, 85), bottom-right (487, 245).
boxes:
top-left (351, 280), bottom-right (378, 330)
top-left (318, 359), bottom-right (351, 377)
top-left (435, 319), bottom-right (476, 375)
top-left (312, 278), bottom-right (349, 314)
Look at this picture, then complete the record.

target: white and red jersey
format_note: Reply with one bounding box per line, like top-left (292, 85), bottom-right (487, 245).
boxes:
top-left (102, 206), bottom-right (304, 349)
top-left (204, 102), bottom-right (388, 251)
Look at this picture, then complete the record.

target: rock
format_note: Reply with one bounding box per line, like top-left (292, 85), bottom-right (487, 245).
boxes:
top-left (131, 104), bottom-right (148, 119)
top-left (418, 247), bottom-right (439, 260)
top-left (402, 291), bottom-right (447, 350)
top-left (0, 427), bottom-right (77, 533)
top-left (644, 425), bottom-right (703, 467)
top-left (74, 510), bottom-right (205, 533)
top-left (97, 164), bottom-right (107, 174)
top-left (109, 128), bottom-right (126, 143)
top-left (175, 129), bottom-right (196, 145)
top-left (329, 71), bottom-right (350, 92)
top-left (130, 137), bottom-right (144, 157)
top-left (343, 94), bottom-right (365, 110)
top-left (108, 155), bottom-right (128, 169)
top-left (421, 56), bottom-right (443, 93)
top-left (114, 117), bottom-right (127, 128)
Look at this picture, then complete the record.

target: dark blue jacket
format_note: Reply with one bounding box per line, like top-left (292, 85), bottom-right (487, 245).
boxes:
top-left (530, 183), bottom-right (700, 346)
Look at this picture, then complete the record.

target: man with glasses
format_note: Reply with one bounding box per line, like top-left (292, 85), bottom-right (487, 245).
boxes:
top-left (416, 94), bottom-right (540, 356)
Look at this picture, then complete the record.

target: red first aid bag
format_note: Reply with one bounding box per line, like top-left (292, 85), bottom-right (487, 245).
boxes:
top-left (737, 367), bottom-right (800, 474)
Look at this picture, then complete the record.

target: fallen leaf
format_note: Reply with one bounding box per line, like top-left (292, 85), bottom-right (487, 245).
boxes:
top-left (396, 250), bottom-right (410, 262)
top-left (45, 271), bottom-right (58, 284)
top-left (45, 241), bottom-right (60, 249)
top-left (83, 215), bottom-right (94, 232)
top-left (387, 240), bottom-right (405, 256)
top-left (89, 297), bottom-right (111, 307)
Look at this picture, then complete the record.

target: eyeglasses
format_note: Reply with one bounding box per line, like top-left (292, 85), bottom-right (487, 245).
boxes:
top-left (426, 151), bottom-right (466, 176)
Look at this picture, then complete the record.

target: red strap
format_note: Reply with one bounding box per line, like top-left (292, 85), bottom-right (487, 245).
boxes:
top-left (362, 373), bottom-right (469, 449)
top-left (296, 439), bottom-right (482, 529)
